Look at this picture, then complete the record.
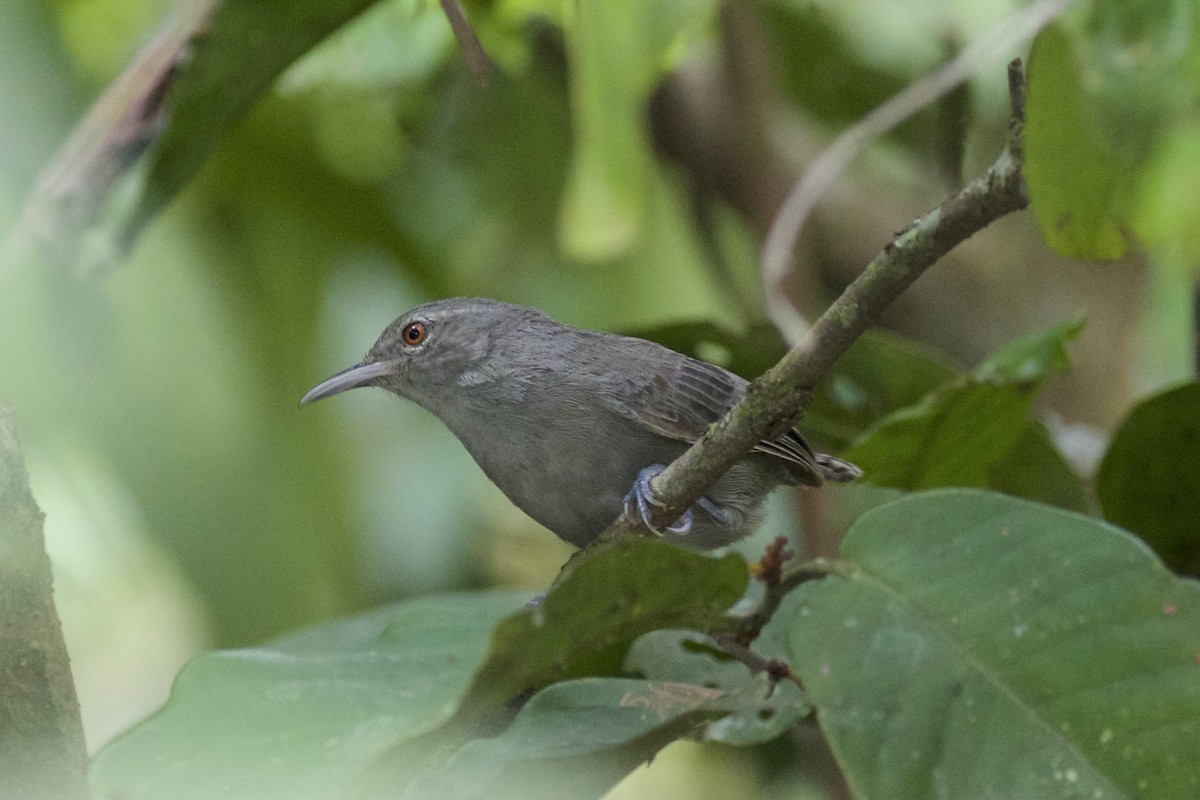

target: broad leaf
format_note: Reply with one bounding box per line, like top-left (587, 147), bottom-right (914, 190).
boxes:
top-left (1097, 382), bottom-right (1200, 576)
top-left (844, 321), bottom-right (1085, 507)
top-left (1026, 2), bottom-right (1198, 261)
top-left (10, 0), bottom-right (447, 273)
top-left (455, 537), bottom-right (749, 722)
top-left (786, 489), bottom-right (1200, 800)
top-left (559, 0), bottom-right (716, 261)
top-left (89, 593), bottom-right (528, 800)
top-left (986, 421), bottom-right (1088, 512)
top-left (401, 678), bottom-right (743, 800)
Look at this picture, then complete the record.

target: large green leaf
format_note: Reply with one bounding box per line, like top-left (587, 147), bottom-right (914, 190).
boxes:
top-left (401, 677), bottom-right (745, 800)
top-left (1097, 382), bottom-right (1200, 576)
top-left (1026, 2), bottom-right (1198, 261)
top-left (89, 538), bottom-right (750, 800)
top-left (455, 537), bottom-right (749, 722)
top-left (844, 321), bottom-right (1084, 507)
top-left (559, 0), bottom-right (716, 261)
top-left (786, 489), bottom-right (1200, 800)
top-left (986, 421), bottom-right (1088, 512)
top-left (89, 593), bottom-right (528, 800)
top-left (9, 0), bottom-right (453, 273)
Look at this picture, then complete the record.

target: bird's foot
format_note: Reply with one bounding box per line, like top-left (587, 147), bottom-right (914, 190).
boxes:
top-left (623, 464), bottom-right (728, 536)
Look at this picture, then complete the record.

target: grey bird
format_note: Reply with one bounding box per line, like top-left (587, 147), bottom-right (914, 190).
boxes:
top-left (301, 298), bottom-right (859, 549)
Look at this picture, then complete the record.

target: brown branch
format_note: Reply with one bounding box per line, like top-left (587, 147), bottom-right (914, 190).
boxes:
top-left (732, 558), bottom-right (855, 645)
top-left (553, 61), bottom-right (1029, 593)
top-left (439, 0), bottom-right (494, 83)
top-left (638, 59), bottom-right (1030, 533)
top-left (0, 406), bottom-right (88, 799)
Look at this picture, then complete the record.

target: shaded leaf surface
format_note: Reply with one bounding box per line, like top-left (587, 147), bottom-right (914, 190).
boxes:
top-left (404, 678), bottom-right (739, 800)
top-left (89, 593), bottom-right (529, 800)
top-left (844, 321), bottom-right (1084, 507)
top-left (1098, 382), bottom-right (1200, 576)
top-left (456, 537), bottom-right (749, 723)
top-left (786, 490), bottom-right (1200, 800)
top-left (1026, 3), bottom-right (1197, 261)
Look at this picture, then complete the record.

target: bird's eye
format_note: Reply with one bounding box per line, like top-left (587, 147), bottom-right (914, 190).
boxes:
top-left (401, 321), bottom-right (428, 346)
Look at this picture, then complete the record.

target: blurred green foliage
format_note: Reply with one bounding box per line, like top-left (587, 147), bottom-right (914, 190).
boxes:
top-left (2, 0), bottom-right (1199, 794)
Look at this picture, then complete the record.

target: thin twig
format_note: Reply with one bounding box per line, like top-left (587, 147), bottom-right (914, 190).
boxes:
top-left (732, 559), bottom-right (853, 645)
top-left (633, 61), bottom-right (1030, 536)
top-left (760, 0), bottom-right (1077, 343)
top-left (712, 634), bottom-right (803, 688)
top-left (558, 61), bottom-right (1032, 591)
top-left (439, 0), bottom-right (494, 83)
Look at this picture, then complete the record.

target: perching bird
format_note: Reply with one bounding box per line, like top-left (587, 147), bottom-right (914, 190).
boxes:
top-left (302, 298), bottom-right (859, 549)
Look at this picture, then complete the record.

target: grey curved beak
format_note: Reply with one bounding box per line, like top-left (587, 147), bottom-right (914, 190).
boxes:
top-left (300, 360), bottom-right (394, 406)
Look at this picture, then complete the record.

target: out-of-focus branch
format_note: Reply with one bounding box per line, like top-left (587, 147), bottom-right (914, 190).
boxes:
top-left (558, 61), bottom-right (1031, 581)
top-left (439, 0), bottom-right (494, 83)
top-left (760, 0), bottom-right (1077, 343)
top-left (632, 61), bottom-right (1029, 537)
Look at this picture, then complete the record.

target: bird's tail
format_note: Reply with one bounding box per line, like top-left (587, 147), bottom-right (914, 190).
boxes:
top-left (816, 453), bottom-right (863, 483)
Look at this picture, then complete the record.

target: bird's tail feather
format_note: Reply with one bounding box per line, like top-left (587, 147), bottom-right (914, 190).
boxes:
top-left (816, 453), bottom-right (863, 483)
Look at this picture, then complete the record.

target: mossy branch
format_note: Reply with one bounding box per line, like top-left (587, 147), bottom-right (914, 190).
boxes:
top-left (559, 61), bottom-right (1030, 583)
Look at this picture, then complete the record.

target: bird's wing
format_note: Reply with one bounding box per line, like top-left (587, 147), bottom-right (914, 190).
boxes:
top-left (602, 345), bottom-right (822, 484)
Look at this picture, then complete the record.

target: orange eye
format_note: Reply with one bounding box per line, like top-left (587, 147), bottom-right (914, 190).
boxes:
top-left (401, 321), bottom-right (428, 346)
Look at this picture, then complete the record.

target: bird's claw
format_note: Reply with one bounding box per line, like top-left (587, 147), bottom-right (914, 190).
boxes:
top-left (623, 465), bottom-right (693, 536)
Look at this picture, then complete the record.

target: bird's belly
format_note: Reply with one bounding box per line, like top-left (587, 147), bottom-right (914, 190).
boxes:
top-left (451, 417), bottom-right (679, 548)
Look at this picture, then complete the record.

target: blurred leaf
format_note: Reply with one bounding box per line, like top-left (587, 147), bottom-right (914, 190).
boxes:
top-left (89, 593), bottom-right (530, 800)
top-left (974, 317), bottom-right (1081, 382)
top-left (1097, 382), bottom-right (1200, 576)
top-left (456, 537), bottom-right (748, 722)
top-left (623, 320), bottom-right (787, 380)
top-left (559, 0), bottom-right (716, 261)
top-left (129, 0), bottom-right (404, 237)
top-left (756, 1), bottom-right (933, 150)
top-left (844, 321), bottom-right (1084, 506)
top-left (1, 0), bottom-right (218, 274)
top-left (1026, 1), bottom-right (1198, 261)
top-left (6, 0), bottom-right (439, 274)
top-left (1025, 25), bottom-right (1133, 259)
top-left (403, 678), bottom-right (744, 800)
top-left (804, 329), bottom-right (962, 450)
top-left (786, 489), bottom-right (1200, 800)
top-left (987, 421), bottom-right (1087, 512)
top-left (1134, 124), bottom-right (1200, 267)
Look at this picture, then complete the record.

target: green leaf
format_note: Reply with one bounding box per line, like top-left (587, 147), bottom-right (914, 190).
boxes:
top-left (559, 0), bottom-right (716, 261)
top-left (1026, 1), bottom-right (1198, 261)
top-left (974, 318), bottom-right (1081, 383)
top-left (805, 329), bottom-right (962, 451)
top-left (844, 321), bottom-right (1085, 506)
top-left (456, 537), bottom-right (749, 722)
top-left (403, 678), bottom-right (741, 800)
top-left (986, 421), bottom-right (1088, 513)
top-left (11, 0), bottom-right (446, 273)
top-left (786, 489), bottom-right (1200, 800)
top-left (1097, 382), bottom-right (1200, 576)
top-left (131, 0), bottom-right (407, 232)
top-left (89, 593), bottom-right (528, 800)
top-left (1025, 25), bottom-right (1134, 259)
